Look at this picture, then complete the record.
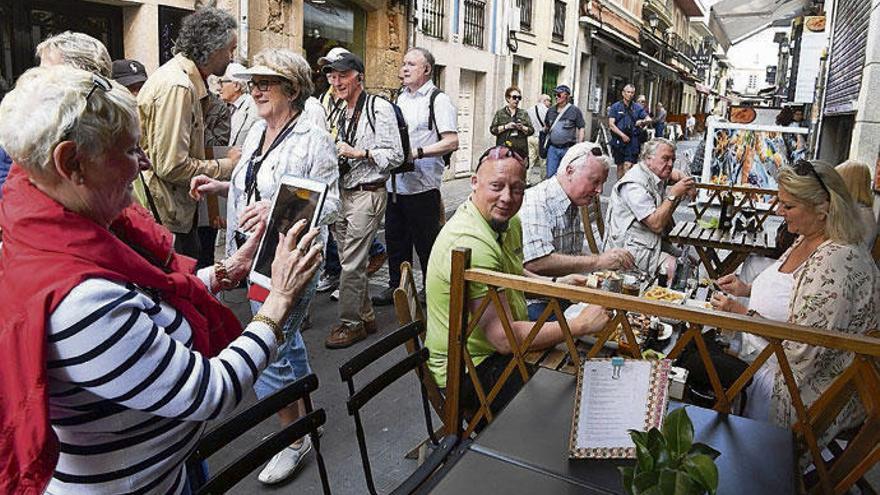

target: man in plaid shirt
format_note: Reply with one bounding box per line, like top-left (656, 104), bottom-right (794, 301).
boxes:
top-left (521, 142), bottom-right (635, 320)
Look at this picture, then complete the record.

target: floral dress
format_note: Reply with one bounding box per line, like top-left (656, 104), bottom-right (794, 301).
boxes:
top-left (770, 238), bottom-right (880, 445)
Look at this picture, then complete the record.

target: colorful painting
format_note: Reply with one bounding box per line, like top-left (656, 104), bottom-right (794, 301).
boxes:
top-left (700, 123), bottom-right (810, 194)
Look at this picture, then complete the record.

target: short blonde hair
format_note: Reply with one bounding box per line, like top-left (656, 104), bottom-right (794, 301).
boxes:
top-left (777, 160), bottom-right (864, 246)
top-left (252, 48), bottom-right (313, 111)
top-left (35, 31), bottom-right (112, 78)
top-left (0, 66), bottom-right (138, 177)
top-left (836, 160), bottom-right (874, 208)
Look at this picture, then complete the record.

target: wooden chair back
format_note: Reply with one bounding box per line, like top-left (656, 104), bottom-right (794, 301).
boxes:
top-left (691, 183), bottom-right (779, 230)
top-left (579, 195), bottom-right (605, 255)
top-left (444, 246), bottom-right (880, 494)
top-left (393, 261), bottom-right (445, 422)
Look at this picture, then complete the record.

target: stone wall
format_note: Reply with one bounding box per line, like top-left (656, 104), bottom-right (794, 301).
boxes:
top-left (363, 1), bottom-right (408, 98)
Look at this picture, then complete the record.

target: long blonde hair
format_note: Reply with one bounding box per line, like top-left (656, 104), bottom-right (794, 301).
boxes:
top-left (836, 160), bottom-right (874, 208)
top-left (777, 160), bottom-right (864, 246)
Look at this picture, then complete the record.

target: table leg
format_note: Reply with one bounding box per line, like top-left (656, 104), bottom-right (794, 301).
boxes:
top-left (694, 246), bottom-right (720, 280)
top-left (716, 252), bottom-right (749, 277)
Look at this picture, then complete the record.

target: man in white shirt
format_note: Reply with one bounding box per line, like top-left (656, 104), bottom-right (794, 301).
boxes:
top-left (372, 47), bottom-right (459, 306)
top-left (521, 142), bottom-right (634, 319)
top-left (526, 93), bottom-right (550, 185)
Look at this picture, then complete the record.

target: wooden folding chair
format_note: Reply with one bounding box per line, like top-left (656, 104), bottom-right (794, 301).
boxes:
top-left (339, 321), bottom-right (461, 495)
top-left (190, 374), bottom-right (331, 494)
top-left (580, 195), bottom-right (605, 255)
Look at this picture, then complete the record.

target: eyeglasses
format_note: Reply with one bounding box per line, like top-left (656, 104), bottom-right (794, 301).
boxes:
top-left (509, 95), bottom-right (522, 101)
top-left (247, 79), bottom-right (282, 92)
top-left (792, 160), bottom-right (830, 198)
top-left (61, 74), bottom-right (112, 141)
top-left (476, 145), bottom-right (525, 170)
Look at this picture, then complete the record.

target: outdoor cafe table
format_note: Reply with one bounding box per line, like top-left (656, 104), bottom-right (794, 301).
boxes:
top-left (428, 368), bottom-right (796, 494)
top-left (666, 221), bottom-right (779, 279)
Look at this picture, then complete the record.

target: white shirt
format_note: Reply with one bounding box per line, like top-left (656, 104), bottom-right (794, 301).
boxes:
top-left (302, 96), bottom-right (329, 132)
top-left (226, 117), bottom-right (340, 257)
top-left (739, 259), bottom-right (794, 362)
top-left (389, 80), bottom-right (458, 195)
top-left (527, 103), bottom-right (548, 132)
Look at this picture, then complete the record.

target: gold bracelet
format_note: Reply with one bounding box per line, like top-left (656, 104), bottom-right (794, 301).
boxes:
top-left (253, 314), bottom-right (285, 344)
top-left (213, 261), bottom-right (235, 291)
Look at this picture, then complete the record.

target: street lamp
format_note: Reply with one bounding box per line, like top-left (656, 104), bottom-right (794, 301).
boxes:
top-left (649, 14), bottom-right (659, 31)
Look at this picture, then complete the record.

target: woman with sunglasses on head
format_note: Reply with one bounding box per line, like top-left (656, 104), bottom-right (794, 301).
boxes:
top-left (490, 86), bottom-right (534, 167)
top-left (189, 47), bottom-right (339, 485)
top-left (710, 160), bottom-right (879, 445)
top-left (0, 65), bottom-right (323, 494)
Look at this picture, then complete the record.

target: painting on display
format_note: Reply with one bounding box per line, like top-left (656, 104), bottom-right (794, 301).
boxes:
top-left (699, 122), bottom-right (810, 202)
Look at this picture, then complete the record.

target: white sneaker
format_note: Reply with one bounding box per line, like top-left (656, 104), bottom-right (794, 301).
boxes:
top-left (316, 273), bottom-right (339, 293)
top-left (330, 289), bottom-right (340, 301)
top-left (257, 435), bottom-right (312, 485)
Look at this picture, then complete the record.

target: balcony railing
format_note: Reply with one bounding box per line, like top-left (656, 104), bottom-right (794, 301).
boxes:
top-left (552, 0), bottom-right (565, 42)
top-left (421, 0), bottom-right (444, 39)
top-left (516, 0), bottom-right (533, 32)
top-left (463, 0), bottom-right (485, 48)
top-left (667, 31), bottom-right (696, 60)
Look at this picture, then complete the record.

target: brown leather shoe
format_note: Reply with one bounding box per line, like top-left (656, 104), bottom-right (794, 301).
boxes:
top-left (367, 252), bottom-right (388, 275)
top-left (362, 319), bottom-right (378, 335)
top-left (325, 323), bottom-right (367, 349)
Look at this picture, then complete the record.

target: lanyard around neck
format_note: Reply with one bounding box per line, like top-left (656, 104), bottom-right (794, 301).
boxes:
top-left (245, 113), bottom-right (298, 203)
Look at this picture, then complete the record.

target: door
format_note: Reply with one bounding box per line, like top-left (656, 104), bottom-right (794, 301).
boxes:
top-left (454, 69), bottom-right (476, 175)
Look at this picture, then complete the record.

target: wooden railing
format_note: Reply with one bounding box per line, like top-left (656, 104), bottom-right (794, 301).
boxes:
top-left (445, 247), bottom-right (880, 494)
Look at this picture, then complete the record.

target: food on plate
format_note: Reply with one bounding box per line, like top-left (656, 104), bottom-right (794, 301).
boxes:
top-left (729, 107), bottom-right (756, 124)
top-left (643, 286), bottom-right (686, 303)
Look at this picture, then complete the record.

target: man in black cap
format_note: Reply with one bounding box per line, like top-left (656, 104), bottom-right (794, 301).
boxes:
top-left (322, 52), bottom-right (404, 348)
top-left (543, 84), bottom-right (585, 178)
top-left (111, 59), bottom-right (148, 96)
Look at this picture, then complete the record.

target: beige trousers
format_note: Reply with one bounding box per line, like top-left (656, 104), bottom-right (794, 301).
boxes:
top-left (334, 187), bottom-right (388, 326)
top-left (527, 136), bottom-right (545, 186)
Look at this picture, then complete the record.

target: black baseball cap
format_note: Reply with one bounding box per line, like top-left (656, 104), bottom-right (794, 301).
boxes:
top-left (321, 52), bottom-right (365, 74)
top-left (112, 59), bottom-right (147, 87)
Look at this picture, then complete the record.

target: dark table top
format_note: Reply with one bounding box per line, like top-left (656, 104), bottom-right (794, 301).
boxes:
top-left (458, 368), bottom-right (796, 495)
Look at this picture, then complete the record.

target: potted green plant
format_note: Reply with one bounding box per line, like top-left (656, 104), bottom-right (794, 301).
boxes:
top-left (619, 408), bottom-right (720, 495)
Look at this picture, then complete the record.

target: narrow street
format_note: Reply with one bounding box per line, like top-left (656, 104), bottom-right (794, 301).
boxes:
top-left (213, 139), bottom-right (702, 494)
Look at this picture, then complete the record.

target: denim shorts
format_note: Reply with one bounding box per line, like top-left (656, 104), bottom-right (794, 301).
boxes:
top-left (249, 272), bottom-right (317, 400)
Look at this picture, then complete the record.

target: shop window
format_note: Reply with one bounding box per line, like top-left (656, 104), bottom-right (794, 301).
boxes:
top-left (303, 0), bottom-right (366, 96)
top-left (159, 5), bottom-right (192, 66)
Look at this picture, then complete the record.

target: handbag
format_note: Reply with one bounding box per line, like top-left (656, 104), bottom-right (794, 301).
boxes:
top-left (539, 104), bottom-right (571, 159)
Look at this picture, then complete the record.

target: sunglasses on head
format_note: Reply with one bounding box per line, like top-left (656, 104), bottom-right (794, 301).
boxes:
top-left (792, 160), bottom-right (830, 198)
top-left (62, 74), bottom-right (112, 141)
top-left (476, 145), bottom-right (525, 170)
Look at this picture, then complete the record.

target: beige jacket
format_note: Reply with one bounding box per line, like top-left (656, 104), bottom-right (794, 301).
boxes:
top-left (136, 54), bottom-right (234, 233)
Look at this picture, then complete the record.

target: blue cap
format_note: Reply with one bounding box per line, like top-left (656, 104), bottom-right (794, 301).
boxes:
top-left (554, 84), bottom-right (571, 94)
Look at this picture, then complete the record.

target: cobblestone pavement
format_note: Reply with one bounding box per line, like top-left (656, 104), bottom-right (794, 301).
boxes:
top-left (212, 138), bottom-right (711, 494)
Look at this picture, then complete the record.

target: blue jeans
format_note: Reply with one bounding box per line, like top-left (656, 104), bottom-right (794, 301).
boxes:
top-left (527, 300), bottom-right (571, 322)
top-left (545, 144), bottom-right (570, 178)
top-left (324, 231), bottom-right (385, 278)
top-left (249, 272), bottom-right (317, 399)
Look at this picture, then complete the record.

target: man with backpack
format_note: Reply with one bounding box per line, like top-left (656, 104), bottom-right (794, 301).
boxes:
top-left (543, 85), bottom-right (585, 178)
top-left (323, 52), bottom-right (404, 348)
top-left (372, 47), bottom-right (459, 307)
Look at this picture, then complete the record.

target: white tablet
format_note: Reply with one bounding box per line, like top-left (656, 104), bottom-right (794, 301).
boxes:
top-left (248, 175), bottom-right (328, 289)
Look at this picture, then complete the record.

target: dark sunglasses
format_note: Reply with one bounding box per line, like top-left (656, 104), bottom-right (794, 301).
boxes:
top-left (247, 79), bottom-right (282, 92)
top-left (476, 145), bottom-right (525, 170)
top-left (792, 160), bottom-right (830, 198)
top-left (509, 95), bottom-right (522, 100)
top-left (62, 74), bottom-right (112, 141)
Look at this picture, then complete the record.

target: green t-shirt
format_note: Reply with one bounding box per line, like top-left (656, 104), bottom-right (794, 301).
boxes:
top-left (425, 199), bottom-right (528, 387)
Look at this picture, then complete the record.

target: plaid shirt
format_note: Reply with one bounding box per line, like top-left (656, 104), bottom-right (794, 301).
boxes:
top-left (521, 177), bottom-right (585, 263)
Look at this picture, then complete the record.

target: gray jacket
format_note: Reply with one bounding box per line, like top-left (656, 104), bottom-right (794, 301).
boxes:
top-left (604, 163), bottom-right (665, 273)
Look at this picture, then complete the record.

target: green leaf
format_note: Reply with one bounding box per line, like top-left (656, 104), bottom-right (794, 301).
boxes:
top-left (658, 469), bottom-right (702, 495)
top-left (633, 471), bottom-right (659, 493)
top-left (619, 466), bottom-right (636, 495)
top-left (646, 428), bottom-right (669, 467)
top-left (662, 408), bottom-right (694, 461)
top-left (684, 455), bottom-right (719, 495)
top-left (630, 429), bottom-right (649, 450)
top-left (636, 443), bottom-right (655, 473)
top-left (688, 442), bottom-right (721, 461)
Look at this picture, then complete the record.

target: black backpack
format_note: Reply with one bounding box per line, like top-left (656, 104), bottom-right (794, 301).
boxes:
top-left (426, 87), bottom-right (453, 167)
top-left (365, 94), bottom-right (414, 175)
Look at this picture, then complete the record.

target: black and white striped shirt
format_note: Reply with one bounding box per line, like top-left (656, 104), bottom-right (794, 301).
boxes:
top-left (45, 277), bottom-right (277, 494)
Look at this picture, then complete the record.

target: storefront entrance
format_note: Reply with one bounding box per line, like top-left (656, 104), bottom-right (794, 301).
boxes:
top-left (302, 0), bottom-right (366, 96)
top-left (0, 0), bottom-right (123, 91)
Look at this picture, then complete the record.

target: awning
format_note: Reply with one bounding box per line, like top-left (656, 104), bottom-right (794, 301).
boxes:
top-left (580, 16), bottom-right (640, 54)
top-left (638, 51), bottom-right (678, 80)
top-left (709, 0), bottom-right (810, 47)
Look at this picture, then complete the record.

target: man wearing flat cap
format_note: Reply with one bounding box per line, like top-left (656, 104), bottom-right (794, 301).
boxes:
top-left (543, 84), bottom-right (585, 179)
top-left (322, 52), bottom-right (404, 348)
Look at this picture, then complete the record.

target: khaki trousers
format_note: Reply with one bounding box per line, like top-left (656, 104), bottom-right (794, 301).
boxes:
top-left (334, 187), bottom-right (387, 326)
top-left (527, 136), bottom-right (545, 186)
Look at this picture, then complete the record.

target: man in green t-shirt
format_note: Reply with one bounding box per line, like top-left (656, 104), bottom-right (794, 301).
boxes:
top-left (425, 145), bottom-right (609, 410)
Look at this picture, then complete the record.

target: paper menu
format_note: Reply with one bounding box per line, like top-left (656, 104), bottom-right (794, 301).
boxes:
top-left (569, 359), bottom-right (671, 459)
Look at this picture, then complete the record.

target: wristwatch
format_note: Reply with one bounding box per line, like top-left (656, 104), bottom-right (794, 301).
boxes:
top-left (665, 194), bottom-right (678, 203)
